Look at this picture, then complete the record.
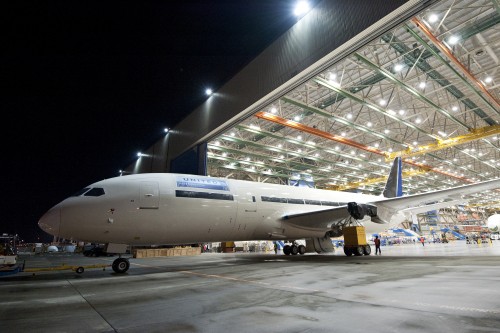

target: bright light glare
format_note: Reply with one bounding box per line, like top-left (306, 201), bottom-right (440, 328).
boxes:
top-left (485, 76), bottom-right (492, 83)
top-left (205, 88), bottom-right (213, 96)
top-left (428, 14), bottom-right (438, 23)
top-left (394, 64), bottom-right (404, 72)
top-left (294, 1), bottom-right (310, 16)
top-left (448, 35), bottom-right (459, 45)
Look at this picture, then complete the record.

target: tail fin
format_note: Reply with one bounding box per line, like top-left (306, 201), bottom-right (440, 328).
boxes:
top-left (382, 157), bottom-right (403, 198)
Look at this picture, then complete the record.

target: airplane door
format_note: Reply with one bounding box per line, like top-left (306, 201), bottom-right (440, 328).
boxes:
top-left (139, 181), bottom-right (159, 209)
top-left (233, 189), bottom-right (258, 239)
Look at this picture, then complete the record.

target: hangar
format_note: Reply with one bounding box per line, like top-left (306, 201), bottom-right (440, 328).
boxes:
top-left (3, 1), bottom-right (500, 332)
top-left (122, 0), bottom-right (500, 230)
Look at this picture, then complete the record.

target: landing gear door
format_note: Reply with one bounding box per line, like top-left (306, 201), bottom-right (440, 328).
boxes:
top-left (140, 181), bottom-right (159, 209)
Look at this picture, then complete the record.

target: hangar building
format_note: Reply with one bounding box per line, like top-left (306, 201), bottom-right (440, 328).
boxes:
top-left (122, 0), bottom-right (500, 227)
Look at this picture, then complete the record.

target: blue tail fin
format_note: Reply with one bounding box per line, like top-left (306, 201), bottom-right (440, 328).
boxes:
top-left (383, 157), bottom-right (403, 198)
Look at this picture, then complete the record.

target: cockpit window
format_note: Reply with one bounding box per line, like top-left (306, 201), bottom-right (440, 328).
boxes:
top-left (71, 187), bottom-right (91, 197)
top-left (84, 187), bottom-right (105, 197)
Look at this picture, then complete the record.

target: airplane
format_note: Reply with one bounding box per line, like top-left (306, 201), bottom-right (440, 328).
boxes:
top-left (38, 157), bottom-right (500, 273)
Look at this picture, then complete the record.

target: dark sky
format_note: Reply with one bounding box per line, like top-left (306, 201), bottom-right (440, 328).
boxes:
top-left (3, 1), bottom-right (311, 242)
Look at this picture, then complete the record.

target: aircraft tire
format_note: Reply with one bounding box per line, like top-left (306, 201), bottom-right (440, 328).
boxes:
top-left (291, 245), bottom-right (299, 255)
top-left (283, 245), bottom-right (291, 255)
top-left (363, 245), bottom-right (371, 255)
top-left (298, 244), bottom-right (306, 255)
top-left (344, 247), bottom-right (352, 256)
top-left (354, 246), bottom-right (364, 256)
top-left (112, 258), bottom-right (130, 273)
top-left (76, 267), bottom-right (84, 274)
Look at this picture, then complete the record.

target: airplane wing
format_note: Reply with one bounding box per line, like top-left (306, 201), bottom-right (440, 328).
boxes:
top-left (282, 178), bottom-right (500, 231)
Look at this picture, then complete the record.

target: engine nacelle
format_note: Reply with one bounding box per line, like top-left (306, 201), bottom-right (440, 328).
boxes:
top-left (347, 202), bottom-right (378, 220)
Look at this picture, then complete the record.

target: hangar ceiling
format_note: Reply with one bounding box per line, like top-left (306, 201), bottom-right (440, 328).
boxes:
top-left (206, 0), bottom-right (500, 211)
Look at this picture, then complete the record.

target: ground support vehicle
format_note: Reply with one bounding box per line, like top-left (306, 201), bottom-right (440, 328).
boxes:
top-left (343, 226), bottom-right (371, 256)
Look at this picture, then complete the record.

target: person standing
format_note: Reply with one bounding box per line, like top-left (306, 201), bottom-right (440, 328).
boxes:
top-left (374, 236), bottom-right (381, 255)
top-left (420, 236), bottom-right (425, 246)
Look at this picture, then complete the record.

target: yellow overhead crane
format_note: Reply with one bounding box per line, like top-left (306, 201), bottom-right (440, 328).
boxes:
top-left (324, 168), bottom-right (428, 191)
top-left (385, 124), bottom-right (500, 162)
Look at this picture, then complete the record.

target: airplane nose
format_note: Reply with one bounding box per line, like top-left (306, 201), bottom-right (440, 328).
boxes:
top-left (38, 207), bottom-right (61, 236)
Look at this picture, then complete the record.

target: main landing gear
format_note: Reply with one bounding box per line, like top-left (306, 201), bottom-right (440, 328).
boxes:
top-left (112, 257), bottom-right (130, 273)
top-left (283, 242), bottom-right (306, 256)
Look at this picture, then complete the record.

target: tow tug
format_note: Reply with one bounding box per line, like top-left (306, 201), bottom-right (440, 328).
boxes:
top-left (0, 235), bottom-right (110, 277)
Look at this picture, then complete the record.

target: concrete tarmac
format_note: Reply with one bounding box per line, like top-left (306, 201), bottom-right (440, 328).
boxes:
top-left (1, 241), bottom-right (500, 333)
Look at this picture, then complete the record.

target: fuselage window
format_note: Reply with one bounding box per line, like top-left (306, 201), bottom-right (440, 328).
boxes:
top-left (176, 190), bottom-right (234, 201)
top-left (84, 188), bottom-right (105, 197)
top-left (261, 196), bottom-right (287, 203)
top-left (71, 187), bottom-right (91, 197)
top-left (287, 198), bottom-right (305, 204)
top-left (304, 199), bottom-right (322, 206)
top-left (321, 201), bottom-right (339, 206)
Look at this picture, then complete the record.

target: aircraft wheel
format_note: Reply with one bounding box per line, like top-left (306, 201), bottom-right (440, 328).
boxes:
top-left (363, 245), bottom-right (371, 256)
top-left (283, 245), bottom-right (291, 255)
top-left (290, 245), bottom-right (299, 255)
top-left (112, 258), bottom-right (130, 273)
top-left (344, 247), bottom-right (352, 256)
top-left (76, 267), bottom-right (85, 274)
top-left (354, 246), bottom-right (364, 256)
top-left (298, 244), bottom-right (306, 255)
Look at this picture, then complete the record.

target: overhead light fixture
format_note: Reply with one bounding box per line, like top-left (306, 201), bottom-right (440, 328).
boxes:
top-left (485, 76), bottom-right (492, 83)
top-left (205, 88), bottom-right (213, 96)
top-left (394, 64), bottom-right (404, 72)
top-left (164, 128), bottom-right (169, 133)
top-left (419, 82), bottom-right (426, 89)
top-left (294, 1), bottom-right (311, 17)
top-left (428, 14), bottom-right (438, 23)
top-left (448, 35), bottom-right (459, 45)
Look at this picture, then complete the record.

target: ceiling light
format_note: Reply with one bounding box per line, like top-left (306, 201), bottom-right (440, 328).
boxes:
top-left (394, 64), bottom-right (404, 72)
top-left (485, 76), bottom-right (492, 83)
top-left (419, 82), bottom-right (426, 89)
top-left (415, 118), bottom-right (421, 124)
top-left (452, 106), bottom-right (458, 112)
top-left (379, 99), bottom-right (387, 106)
top-left (294, 1), bottom-right (311, 17)
top-left (399, 109), bottom-right (405, 115)
top-left (384, 129), bottom-right (390, 134)
top-left (367, 122), bottom-right (372, 127)
top-left (270, 107), bottom-right (277, 113)
top-left (428, 14), bottom-right (438, 23)
top-left (448, 35), bottom-right (459, 45)
top-left (346, 113), bottom-right (352, 119)
top-left (205, 88), bottom-right (213, 96)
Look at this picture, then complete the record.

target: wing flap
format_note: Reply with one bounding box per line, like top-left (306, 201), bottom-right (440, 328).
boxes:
top-left (282, 206), bottom-right (350, 230)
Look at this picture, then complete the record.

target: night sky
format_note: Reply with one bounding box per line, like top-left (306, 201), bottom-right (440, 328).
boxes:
top-left (4, 1), bottom-right (310, 242)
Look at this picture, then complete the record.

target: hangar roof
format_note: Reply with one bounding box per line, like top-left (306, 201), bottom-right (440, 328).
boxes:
top-left (206, 0), bottom-right (500, 211)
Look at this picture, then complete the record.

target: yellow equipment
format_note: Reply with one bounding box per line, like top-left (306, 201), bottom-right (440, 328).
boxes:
top-left (343, 226), bottom-right (371, 256)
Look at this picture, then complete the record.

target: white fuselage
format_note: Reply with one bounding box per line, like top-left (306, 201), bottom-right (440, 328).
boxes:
top-left (39, 173), bottom-right (390, 245)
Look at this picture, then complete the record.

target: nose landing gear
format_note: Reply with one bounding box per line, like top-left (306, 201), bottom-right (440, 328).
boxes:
top-left (112, 257), bottom-right (130, 273)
